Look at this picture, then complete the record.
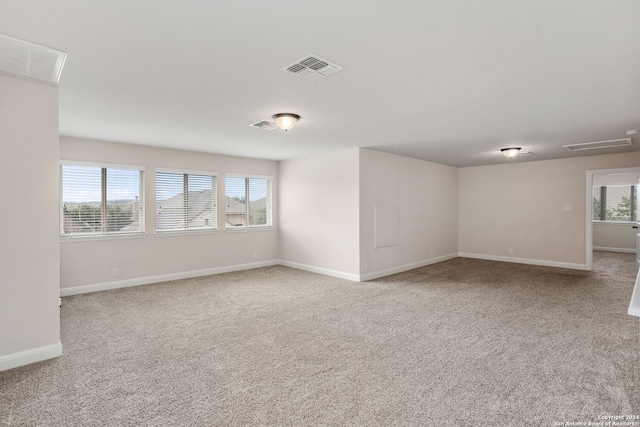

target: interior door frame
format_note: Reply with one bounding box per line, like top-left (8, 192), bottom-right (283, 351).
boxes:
top-left (586, 166), bottom-right (640, 270)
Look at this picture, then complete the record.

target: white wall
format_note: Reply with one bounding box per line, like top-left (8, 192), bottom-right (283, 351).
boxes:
top-left (593, 222), bottom-right (636, 252)
top-left (593, 172), bottom-right (639, 186)
top-left (459, 152), bottom-right (640, 269)
top-left (0, 74), bottom-right (61, 369)
top-left (359, 149), bottom-right (458, 278)
top-left (59, 137), bottom-right (279, 291)
top-left (279, 148), bottom-right (360, 278)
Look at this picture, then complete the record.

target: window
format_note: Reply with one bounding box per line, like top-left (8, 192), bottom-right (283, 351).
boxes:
top-left (156, 170), bottom-right (217, 232)
top-left (593, 185), bottom-right (637, 222)
top-left (61, 163), bottom-right (144, 236)
top-left (225, 175), bottom-right (272, 228)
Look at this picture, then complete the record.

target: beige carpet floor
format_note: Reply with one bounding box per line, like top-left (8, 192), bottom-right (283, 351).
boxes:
top-left (1, 252), bottom-right (639, 426)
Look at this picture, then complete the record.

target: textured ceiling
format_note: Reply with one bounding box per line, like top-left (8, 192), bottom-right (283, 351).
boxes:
top-left (1, 1), bottom-right (639, 167)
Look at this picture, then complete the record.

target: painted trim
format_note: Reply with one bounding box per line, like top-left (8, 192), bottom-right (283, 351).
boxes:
top-left (360, 253), bottom-right (458, 281)
top-left (586, 171), bottom-right (594, 271)
top-left (60, 260), bottom-right (278, 296)
top-left (155, 167), bottom-right (218, 176)
top-left (592, 221), bottom-right (637, 226)
top-left (593, 246), bottom-right (636, 254)
top-left (628, 269), bottom-right (640, 317)
top-left (458, 252), bottom-right (588, 271)
top-left (61, 252), bottom-right (595, 297)
top-left (60, 232), bottom-right (147, 242)
top-left (278, 260), bottom-right (360, 282)
top-left (0, 341), bottom-right (62, 372)
top-left (59, 159), bottom-right (146, 171)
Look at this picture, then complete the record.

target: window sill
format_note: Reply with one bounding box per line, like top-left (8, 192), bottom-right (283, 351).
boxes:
top-left (592, 221), bottom-right (637, 225)
top-left (154, 229), bottom-right (219, 237)
top-left (60, 232), bottom-right (147, 242)
top-left (225, 226), bottom-right (273, 233)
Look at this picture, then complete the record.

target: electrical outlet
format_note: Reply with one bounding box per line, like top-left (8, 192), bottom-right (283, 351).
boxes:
top-left (430, 249), bottom-right (434, 256)
top-left (364, 262), bottom-right (368, 271)
top-left (253, 251), bottom-right (258, 259)
top-left (112, 268), bottom-right (119, 277)
top-left (508, 249), bottom-right (513, 255)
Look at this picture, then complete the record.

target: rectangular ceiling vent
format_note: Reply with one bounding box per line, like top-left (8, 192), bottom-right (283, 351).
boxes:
top-left (0, 34), bottom-right (67, 85)
top-left (562, 138), bottom-right (631, 151)
top-left (282, 54), bottom-right (343, 82)
top-left (249, 120), bottom-right (278, 130)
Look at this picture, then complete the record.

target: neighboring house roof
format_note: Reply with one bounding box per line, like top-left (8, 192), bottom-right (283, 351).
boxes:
top-left (226, 197), bottom-right (246, 215)
top-left (226, 196), bottom-right (268, 226)
top-left (119, 221), bottom-right (141, 232)
top-left (156, 190), bottom-right (214, 229)
top-left (62, 209), bottom-right (96, 233)
top-left (157, 191), bottom-right (264, 229)
top-left (225, 197), bottom-right (247, 226)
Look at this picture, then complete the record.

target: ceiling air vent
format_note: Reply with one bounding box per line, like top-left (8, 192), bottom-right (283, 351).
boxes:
top-left (282, 54), bottom-right (343, 82)
top-left (0, 34), bottom-right (66, 84)
top-left (562, 138), bottom-right (631, 151)
top-left (249, 120), bottom-right (278, 130)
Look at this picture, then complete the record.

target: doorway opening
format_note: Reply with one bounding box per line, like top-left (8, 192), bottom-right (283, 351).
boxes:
top-left (585, 167), bottom-right (640, 270)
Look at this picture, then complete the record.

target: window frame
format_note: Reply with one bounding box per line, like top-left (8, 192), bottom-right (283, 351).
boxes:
top-left (224, 173), bottom-right (273, 231)
top-left (60, 160), bottom-right (146, 240)
top-left (592, 184), bottom-right (637, 224)
top-left (155, 168), bottom-right (218, 235)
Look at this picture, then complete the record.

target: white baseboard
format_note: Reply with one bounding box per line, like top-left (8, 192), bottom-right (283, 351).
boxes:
top-left (458, 252), bottom-right (588, 271)
top-left (360, 253), bottom-right (458, 281)
top-left (60, 260), bottom-right (279, 296)
top-left (60, 252), bottom-right (594, 298)
top-left (278, 260), bottom-right (361, 282)
top-left (0, 341), bottom-right (62, 372)
top-left (593, 246), bottom-right (636, 254)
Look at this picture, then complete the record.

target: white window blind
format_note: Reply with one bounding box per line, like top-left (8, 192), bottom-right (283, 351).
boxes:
top-left (225, 176), bottom-right (271, 228)
top-left (61, 164), bottom-right (143, 236)
top-left (156, 171), bottom-right (217, 232)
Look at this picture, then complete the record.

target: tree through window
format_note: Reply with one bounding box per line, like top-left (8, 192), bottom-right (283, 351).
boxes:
top-left (593, 185), bottom-right (637, 222)
top-left (225, 175), bottom-right (272, 228)
top-left (61, 164), bottom-right (144, 236)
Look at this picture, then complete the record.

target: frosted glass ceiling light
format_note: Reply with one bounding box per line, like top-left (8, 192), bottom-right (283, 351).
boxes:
top-left (501, 147), bottom-right (521, 158)
top-left (272, 113), bottom-right (300, 132)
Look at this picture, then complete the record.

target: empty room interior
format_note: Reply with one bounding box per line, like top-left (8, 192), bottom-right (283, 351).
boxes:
top-left (1, 1), bottom-right (640, 425)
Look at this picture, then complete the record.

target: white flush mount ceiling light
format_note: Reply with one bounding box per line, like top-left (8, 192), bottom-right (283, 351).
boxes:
top-left (501, 147), bottom-right (521, 158)
top-left (272, 113), bottom-right (300, 132)
top-left (0, 34), bottom-right (66, 84)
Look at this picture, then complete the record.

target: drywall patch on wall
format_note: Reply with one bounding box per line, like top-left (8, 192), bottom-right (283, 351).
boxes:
top-left (374, 205), bottom-right (399, 248)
